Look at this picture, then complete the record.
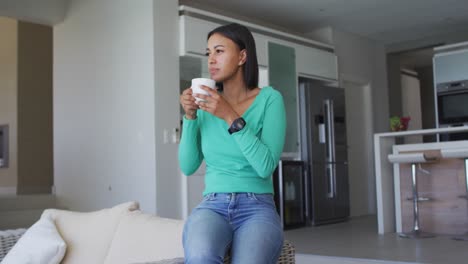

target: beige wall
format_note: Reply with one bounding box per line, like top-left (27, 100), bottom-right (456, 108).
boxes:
top-left (0, 18), bottom-right (53, 195)
top-left (0, 17), bottom-right (18, 192)
top-left (17, 21), bottom-right (53, 194)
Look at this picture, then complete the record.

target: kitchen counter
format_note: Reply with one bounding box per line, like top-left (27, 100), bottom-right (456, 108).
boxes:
top-left (374, 126), bottom-right (468, 234)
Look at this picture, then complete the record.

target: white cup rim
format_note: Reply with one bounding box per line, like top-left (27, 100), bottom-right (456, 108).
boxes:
top-left (191, 78), bottom-right (216, 89)
top-left (192, 77), bottom-right (214, 82)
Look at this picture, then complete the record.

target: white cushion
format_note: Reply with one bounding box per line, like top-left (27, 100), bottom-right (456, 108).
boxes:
top-left (1, 216), bottom-right (66, 264)
top-left (41, 201), bottom-right (139, 264)
top-left (103, 210), bottom-right (184, 264)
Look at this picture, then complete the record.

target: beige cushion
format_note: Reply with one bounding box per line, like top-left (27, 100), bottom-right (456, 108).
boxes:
top-left (41, 201), bottom-right (139, 264)
top-left (103, 210), bottom-right (184, 264)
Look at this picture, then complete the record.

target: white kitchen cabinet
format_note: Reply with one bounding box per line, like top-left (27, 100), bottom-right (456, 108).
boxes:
top-left (185, 162), bottom-right (206, 216)
top-left (180, 15), bottom-right (268, 67)
top-left (295, 44), bottom-right (338, 81)
top-left (433, 48), bottom-right (468, 84)
top-left (179, 15), bottom-right (221, 56)
top-left (252, 33), bottom-right (268, 67)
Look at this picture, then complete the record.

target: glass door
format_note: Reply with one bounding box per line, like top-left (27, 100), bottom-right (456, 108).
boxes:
top-left (273, 160), bottom-right (306, 229)
top-left (268, 42), bottom-right (298, 155)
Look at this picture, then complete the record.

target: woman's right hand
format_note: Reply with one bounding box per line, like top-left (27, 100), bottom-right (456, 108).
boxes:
top-left (180, 88), bottom-right (199, 119)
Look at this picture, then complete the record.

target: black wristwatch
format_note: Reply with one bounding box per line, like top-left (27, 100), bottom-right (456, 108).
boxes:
top-left (228, 117), bottom-right (246, 134)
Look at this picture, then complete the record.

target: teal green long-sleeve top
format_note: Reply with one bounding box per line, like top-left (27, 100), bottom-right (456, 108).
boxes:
top-left (178, 86), bottom-right (286, 195)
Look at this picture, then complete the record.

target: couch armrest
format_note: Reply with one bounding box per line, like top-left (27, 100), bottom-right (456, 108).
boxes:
top-left (40, 201), bottom-right (140, 264)
top-left (103, 210), bottom-right (184, 264)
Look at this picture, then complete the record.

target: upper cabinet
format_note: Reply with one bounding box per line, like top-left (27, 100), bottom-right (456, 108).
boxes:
top-left (433, 48), bottom-right (468, 84)
top-left (179, 15), bottom-right (220, 56)
top-left (252, 33), bottom-right (268, 67)
top-left (268, 42), bottom-right (298, 154)
top-left (179, 14), bottom-right (338, 82)
top-left (180, 15), bottom-right (268, 67)
top-left (295, 44), bottom-right (338, 81)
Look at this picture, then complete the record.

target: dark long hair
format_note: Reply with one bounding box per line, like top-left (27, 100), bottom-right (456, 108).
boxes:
top-left (207, 23), bottom-right (259, 90)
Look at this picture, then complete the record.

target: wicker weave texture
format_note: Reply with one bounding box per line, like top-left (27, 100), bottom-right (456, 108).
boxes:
top-left (0, 229), bottom-right (26, 261)
top-left (0, 230), bottom-right (295, 263)
top-left (224, 239), bottom-right (295, 264)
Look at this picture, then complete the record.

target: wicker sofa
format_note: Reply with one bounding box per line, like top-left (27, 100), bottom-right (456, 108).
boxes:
top-left (0, 228), bottom-right (27, 261)
top-left (1, 202), bottom-right (295, 264)
top-left (223, 240), bottom-right (295, 263)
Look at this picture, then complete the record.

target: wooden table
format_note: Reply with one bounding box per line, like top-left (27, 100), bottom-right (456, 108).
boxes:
top-left (374, 126), bottom-right (468, 234)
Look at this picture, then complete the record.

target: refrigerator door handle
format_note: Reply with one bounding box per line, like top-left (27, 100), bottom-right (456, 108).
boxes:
top-left (324, 99), bottom-right (337, 198)
top-left (318, 124), bottom-right (326, 143)
top-left (323, 99), bottom-right (335, 162)
top-left (278, 160), bottom-right (284, 228)
top-left (329, 99), bottom-right (337, 198)
top-left (329, 99), bottom-right (336, 162)
top-left (326, 164), bottom-right (335, 198)
top-left (303, 165), bottom-right (310, 220)
top-left (332, 164), bottom-right (337, 198)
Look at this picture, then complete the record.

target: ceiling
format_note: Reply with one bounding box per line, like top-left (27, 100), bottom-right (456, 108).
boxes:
top-left (179, 0), bottom-right (468, 46)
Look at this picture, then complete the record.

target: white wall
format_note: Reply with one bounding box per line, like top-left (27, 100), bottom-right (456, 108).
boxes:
top-left (0, 17), bottom-right (18, 194)
top-left (0, 0), bottom-right (67, 26)
top-left (343, 81), bottom-right (374, 217)
top-left (153, 0), bottom-right (182, 219)
top-left (331, 29), bottom-right (390, 216)
top-left (333, 29), bottom-right (389, 133)
top-left (54, 0), bottom-right (158, 213)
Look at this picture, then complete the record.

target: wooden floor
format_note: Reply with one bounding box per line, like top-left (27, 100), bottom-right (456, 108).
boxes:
top-left (284, 215), bottom-right (468, 264)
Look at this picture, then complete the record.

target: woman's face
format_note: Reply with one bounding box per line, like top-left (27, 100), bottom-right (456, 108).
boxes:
top-left (206, 33), bottom-right (246, 83)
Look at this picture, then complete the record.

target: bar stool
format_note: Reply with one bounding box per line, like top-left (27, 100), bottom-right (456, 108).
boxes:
top-left (441, 148), bottom-right (468, 241)
top-left (388, 150), bottom-right (441, 238)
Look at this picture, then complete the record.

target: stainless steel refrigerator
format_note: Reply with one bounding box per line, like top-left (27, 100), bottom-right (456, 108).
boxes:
top-left (299, 77), bottom-right (350, 225)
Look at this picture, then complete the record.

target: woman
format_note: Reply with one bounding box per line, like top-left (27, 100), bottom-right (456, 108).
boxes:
top-left (178, 23), bottom-right (286, 264)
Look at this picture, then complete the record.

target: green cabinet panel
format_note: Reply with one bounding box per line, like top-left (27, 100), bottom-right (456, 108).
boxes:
top-left (268, 42), bottom-right (298, 153)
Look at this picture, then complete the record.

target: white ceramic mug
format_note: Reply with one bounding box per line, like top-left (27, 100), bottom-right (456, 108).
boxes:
top-left (191, 78), bottom-right (216, 102)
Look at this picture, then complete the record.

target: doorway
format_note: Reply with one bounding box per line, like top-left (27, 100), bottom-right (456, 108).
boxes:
top-left (342, 79), bottom-right (375, 217)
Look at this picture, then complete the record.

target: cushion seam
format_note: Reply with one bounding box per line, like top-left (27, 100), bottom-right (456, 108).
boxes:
top-left (102, 210), bottom-right (137, 264)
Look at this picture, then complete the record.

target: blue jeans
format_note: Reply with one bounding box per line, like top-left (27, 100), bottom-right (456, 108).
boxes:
top-left (183, 193), bottom-right (284, 264)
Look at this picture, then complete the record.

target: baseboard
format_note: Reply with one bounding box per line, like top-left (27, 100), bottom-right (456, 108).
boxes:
top-left (0, 194), bottom-right (57, 211)
top-left (0, 187), bottom-right (16, 196)
top-left (16, 185), bottom-right (52, 194)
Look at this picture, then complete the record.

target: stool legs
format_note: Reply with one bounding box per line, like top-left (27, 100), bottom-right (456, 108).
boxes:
top-left (453, 158), bottom-right (468, 241)
top-left (399, 163), bottom-right (435, 239)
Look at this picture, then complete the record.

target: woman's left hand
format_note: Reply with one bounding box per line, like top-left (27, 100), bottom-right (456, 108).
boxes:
top-left (194, 86), bottom-right (239, 125)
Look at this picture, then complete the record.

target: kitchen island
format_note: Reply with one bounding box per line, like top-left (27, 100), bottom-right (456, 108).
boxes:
top-left (374, 126), bottom-right (468, 234)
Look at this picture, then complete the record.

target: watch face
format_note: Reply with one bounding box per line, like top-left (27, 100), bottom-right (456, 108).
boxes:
top-left (234, 118), bottom-right (246, 129)
top-left (229, 118), bottom-right (246, 134)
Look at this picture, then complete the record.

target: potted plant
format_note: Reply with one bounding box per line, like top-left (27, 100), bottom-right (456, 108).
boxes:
top-left (390, 116), bottom-right (411, 131)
